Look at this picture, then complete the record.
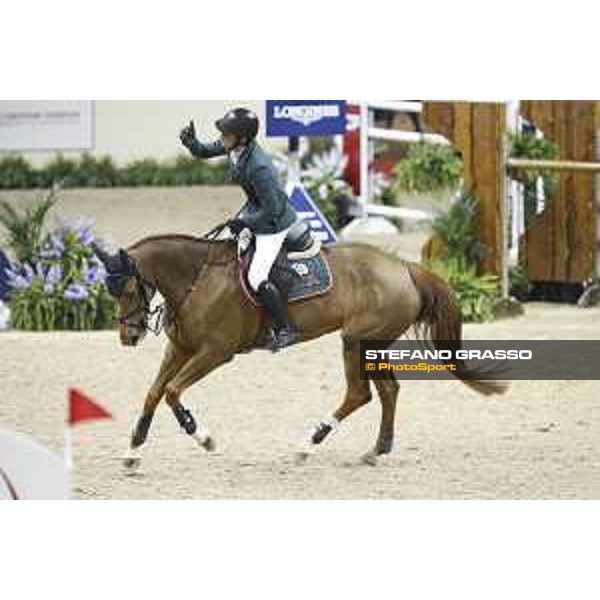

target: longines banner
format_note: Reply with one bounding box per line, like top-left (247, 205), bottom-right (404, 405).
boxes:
top-left (0, 100), bottom-right (94, 152)
top-left (266, 100), bottom-right (347, 137)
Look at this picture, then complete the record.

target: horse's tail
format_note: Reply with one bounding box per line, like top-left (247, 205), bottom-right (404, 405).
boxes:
top-left (407, 262), bottom-right (509, 396)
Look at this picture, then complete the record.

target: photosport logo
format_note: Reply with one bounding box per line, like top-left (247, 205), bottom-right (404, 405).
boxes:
top-left (266, 100), bottom-right (347, 137)
top-left (359, 340), bottom-right (600, 381)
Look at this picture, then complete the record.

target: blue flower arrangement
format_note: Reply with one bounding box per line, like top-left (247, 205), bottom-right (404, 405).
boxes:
top-left (3, 213), bottom-right (116, 331)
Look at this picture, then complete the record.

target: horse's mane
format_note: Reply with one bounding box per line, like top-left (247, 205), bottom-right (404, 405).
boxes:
top-left (127, 233), bottom-right (233, 252)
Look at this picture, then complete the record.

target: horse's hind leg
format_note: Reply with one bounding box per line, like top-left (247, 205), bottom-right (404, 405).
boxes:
top-left (360, 326), bottom-right (408, 465)
top-left (299, 316), bottom-right (409, 464)
top-left (297, 338), bottom-right (372, 460)
top-left (123, 342), bottom-right (189, 472)
top-left (361, 372), bottom-right (399, 466)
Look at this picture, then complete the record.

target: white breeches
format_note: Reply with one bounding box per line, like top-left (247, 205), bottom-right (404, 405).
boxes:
top-left (247, 227), bottom-right (292, 291)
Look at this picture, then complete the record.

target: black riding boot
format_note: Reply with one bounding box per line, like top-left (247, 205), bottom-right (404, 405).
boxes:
top-left (256, 281), bottom-right (298, 352)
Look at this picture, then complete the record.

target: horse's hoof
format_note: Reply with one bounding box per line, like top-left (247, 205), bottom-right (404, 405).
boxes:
top-left (361, 451), bottom-right (378, 466)
top-left (122, 456), bottom-right (142, 474)
top-left (193, 433), bottom-right (216, 452)
top-left (202, 436), bottom-right (216, 452)
top-left (294, 451), bottom-right (311, 465)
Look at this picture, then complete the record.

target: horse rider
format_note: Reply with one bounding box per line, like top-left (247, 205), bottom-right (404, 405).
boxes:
top-left (179, 107), bottom-right (299, 351)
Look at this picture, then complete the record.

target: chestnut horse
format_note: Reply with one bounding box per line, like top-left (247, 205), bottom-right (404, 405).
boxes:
top-left (93, 233), bottom-right (507, 471)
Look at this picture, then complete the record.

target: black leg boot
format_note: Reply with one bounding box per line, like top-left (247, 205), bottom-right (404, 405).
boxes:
top-left (256, 281), bottom-right (298, 352)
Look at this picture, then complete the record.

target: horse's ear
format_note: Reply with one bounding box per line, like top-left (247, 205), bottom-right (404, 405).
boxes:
top-left (119, 249), bottom-right (136, 274)
top-left (92, 242), bottom-right (119, 273)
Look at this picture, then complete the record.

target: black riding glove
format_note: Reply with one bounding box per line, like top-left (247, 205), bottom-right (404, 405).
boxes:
top-left (228, 219), bottom-right (248, 235)
top-left (180, 120), bottom-right (198, 150)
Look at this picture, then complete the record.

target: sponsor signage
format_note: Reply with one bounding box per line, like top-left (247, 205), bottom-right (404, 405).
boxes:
top-left (266, 100), bottom-right (346, 137)
top-left (287, 183), bottom-right (337, 245)
top-left (0, 100), bottom-right (94, 152)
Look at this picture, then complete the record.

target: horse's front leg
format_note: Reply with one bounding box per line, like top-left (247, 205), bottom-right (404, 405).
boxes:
top-left (162, 342), bottom-right (234, 452)
top-left (123, 342), bottom-right (189, 472)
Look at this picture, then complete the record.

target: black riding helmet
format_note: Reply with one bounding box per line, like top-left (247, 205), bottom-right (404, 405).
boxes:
top-left (215, 108), bottom-right (259, 141)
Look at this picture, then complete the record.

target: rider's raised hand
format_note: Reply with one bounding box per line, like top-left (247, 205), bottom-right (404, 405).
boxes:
top-left (180, 120), bottom-right (197, 148)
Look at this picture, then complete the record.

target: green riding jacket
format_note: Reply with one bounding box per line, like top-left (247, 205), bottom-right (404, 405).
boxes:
top-left (188, 138), bottom-right (297, 235)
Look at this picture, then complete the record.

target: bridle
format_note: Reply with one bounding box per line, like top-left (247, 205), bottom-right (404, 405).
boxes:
top-left (115, 267), bottom-right (164, 336)
top-left (114, 222), bottom-right (237, 337)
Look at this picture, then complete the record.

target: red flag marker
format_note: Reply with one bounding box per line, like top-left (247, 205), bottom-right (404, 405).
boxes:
top-left (65, 389), bottom-right (112, 473)
top-left (68, 388), bottom-right (112, 426)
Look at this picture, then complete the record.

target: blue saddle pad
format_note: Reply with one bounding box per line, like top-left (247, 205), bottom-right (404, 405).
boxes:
top-left (286, 254), bottom-right (333, 302)
top-left (239, 252), bottom-right (333, 305)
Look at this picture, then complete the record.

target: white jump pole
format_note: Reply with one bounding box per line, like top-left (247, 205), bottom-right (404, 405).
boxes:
top-left (504, 100), bottom-right (521, 299)
top-left (505, 114), bottom-right (524, 269)
top-left (359, 101), bottom-right (370, 210)
top-left (356, 100), bottom-right (451, 223)
top-left (368, 127), bottom-right (450, 146)
top-left (364, 100), bottom-right (423, 113)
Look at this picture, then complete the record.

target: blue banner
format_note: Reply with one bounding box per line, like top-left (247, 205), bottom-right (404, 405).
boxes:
top-left (266, 100), bottom-right (347, 137)
top-left (287, 183), bottom-right (338, 245)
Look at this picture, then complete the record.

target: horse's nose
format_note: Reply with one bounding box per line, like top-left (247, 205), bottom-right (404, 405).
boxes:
top-left (128, 326), bottom-right (147, 346)
top-left (119, 327), bottom-right (138, 346)
top-left (128, 330), bottom-right (141, 345)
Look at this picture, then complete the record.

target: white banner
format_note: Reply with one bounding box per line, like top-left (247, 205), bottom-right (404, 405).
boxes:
top-left (0, 100), bottom-right (94, 152)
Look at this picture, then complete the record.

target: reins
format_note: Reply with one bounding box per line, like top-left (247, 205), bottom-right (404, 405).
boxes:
top-left (141, 223), bottom-right (238, 335)
top-left (117, 273), bottom-right (166, 336)
top-left (115, 222), bottom-right (240, 337)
